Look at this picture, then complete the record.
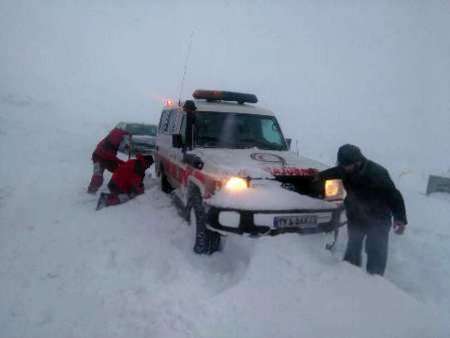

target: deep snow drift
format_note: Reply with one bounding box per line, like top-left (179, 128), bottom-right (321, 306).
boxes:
top-left (1, 96), bottom-right (449, 338)
top-left (1, 1), bottom-right (450, 337)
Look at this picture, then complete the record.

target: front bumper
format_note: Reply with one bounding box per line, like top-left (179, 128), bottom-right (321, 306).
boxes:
top-left (204, 204), bottom-right (346, 236)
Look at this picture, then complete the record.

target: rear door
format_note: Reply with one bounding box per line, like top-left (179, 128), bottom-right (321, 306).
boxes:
top-left (156, 108), bottom-right (186, 189)
top-left (156, 109), bottom-right (171, 174)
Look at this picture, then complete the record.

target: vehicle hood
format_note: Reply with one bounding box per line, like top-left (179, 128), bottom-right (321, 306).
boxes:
top-left (131, 135), bottom-right (155, 145)
top-left (192, 148), bottom-right (329, 178)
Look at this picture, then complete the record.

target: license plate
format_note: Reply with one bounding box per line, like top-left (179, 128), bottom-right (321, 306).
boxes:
top-left (274, 215), bottom-right (318, 229)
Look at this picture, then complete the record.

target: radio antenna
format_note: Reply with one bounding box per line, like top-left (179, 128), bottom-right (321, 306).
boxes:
top-left (178, 31), bottom-right (195, 105)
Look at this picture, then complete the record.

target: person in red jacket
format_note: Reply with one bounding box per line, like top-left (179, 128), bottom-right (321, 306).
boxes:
top-left (96, 154), bottom-right (153, 210)
top-left (87, 127), bottom-right (130, 193)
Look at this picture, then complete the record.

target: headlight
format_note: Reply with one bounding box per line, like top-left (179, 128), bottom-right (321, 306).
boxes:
top-left (325, 179), bottom-right (343, 200)
top-left (224, 177), bottom-right (248, 192)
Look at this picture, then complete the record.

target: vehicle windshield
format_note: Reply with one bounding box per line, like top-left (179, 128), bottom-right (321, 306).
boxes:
top-left (127, 124), bottom-right (157, 136)
top-left (194, 112), bottom-right (287, 150)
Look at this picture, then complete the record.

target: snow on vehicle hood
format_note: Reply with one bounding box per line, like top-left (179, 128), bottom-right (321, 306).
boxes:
top-left (131, 135), bottom-right (155, 145)
top-left (207, 179), bottom-right (337, 210)
top-left (191, 148), bottom-right (329, 178)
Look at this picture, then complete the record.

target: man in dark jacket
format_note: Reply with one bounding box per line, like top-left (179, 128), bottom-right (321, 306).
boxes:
top-left (319, 144), bottom-right (407, 275)
top-left (87, 127), bottom-right (130, 193)
top-left (96, 154), bottom-right (153, 210)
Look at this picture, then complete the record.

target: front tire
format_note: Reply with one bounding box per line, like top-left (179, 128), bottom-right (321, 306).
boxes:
top-left (160, 167), bottom-right (173, 193)
top-left (188, 189), bottom-right (221, 255)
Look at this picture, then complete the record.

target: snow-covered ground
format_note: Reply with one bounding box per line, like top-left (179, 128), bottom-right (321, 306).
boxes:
top-left (1, 97), bottom-right (449, 338)
top-left (1, 1), bottom-right (450, 337)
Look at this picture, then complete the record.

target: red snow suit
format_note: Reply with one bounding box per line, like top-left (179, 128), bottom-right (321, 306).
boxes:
top-left (109, 155), bottom-right (153, 195)
top-left (96, 155), bottom-right (153, 210)
top-left (92, 128), bottom-right (129, 171)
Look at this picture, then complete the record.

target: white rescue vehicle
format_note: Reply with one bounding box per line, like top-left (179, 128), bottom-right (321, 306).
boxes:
top-left (155, 90), bottom-right (346, 254)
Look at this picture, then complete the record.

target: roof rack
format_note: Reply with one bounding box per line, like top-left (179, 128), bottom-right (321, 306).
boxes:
top-left (192, 89), bottom-right (258, 104)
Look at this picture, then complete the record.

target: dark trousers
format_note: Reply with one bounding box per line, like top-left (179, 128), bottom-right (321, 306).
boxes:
top-left (344, 221), bottom-right (391, 275)
top-left (87, 154), bottom-right (121, 193)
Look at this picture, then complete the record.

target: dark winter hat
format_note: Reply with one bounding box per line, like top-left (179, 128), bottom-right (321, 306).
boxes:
top-left (183, 100), bottom-right (197, 112)
top-left (337, 144), bottom-right (364, 166)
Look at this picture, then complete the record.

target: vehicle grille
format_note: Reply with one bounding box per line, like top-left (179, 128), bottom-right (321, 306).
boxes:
top-left (274, 175), bottom-right (324, 199)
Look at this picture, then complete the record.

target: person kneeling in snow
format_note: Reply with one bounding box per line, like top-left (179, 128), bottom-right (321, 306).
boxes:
top-left (87, 127), bottom-right (130, 193)
top-left (96, 154), bottom-right (153, 210)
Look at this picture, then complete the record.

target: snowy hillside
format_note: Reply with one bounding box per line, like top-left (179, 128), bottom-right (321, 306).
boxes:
top-left (1, 96), bottom-right (449, 338)
top-left (1, 1), bottom-right (450, 337)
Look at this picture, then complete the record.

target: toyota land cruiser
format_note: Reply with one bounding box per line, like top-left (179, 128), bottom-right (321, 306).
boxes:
top-left (155, 90), bottom-right (346, 254)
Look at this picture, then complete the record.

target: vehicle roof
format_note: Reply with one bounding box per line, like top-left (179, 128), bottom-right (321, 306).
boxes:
top-left (189, 100), bottom-right (275, 116)
top-left (124, 122), bottom-right (157, 126)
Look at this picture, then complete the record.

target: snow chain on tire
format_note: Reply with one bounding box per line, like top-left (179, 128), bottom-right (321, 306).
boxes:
top-left (189, 188), bottom-right (221, 255)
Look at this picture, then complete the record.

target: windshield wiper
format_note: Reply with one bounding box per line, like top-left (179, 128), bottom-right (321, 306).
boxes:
top-left (233, 143), bottom-right (256, 149)
top-left (252, 140), bottom-right (286, 151)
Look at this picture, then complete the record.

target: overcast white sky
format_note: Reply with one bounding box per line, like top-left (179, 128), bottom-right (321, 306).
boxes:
top-left (1, 0), bottom-right (449, 173)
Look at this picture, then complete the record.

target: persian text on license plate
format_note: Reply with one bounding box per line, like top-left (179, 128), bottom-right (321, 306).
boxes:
top-left (274, 215), bottom-right (318, 229)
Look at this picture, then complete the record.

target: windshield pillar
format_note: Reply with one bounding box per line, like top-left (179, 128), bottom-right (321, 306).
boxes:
top-left (185, 111), bottom-right (195, 151)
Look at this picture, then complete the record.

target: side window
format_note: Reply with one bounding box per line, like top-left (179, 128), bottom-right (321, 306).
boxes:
top-left (158, 110), bottom-right (170, 134)
top-left (168, 110), bottom-right (178, 134)
top-left (261, 118), bottom-right (284, 144)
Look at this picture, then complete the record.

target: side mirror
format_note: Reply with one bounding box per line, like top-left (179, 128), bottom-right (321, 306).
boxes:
top-left (172, 134), bottom-right (183, 148)
top-left (285, 138), bottom-right (292, 150)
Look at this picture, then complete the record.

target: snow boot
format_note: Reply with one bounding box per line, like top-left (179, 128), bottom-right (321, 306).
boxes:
top-left (88, 174), bottom-right (103, 194)
top-left (96, 193), bottom-right (108, 210)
